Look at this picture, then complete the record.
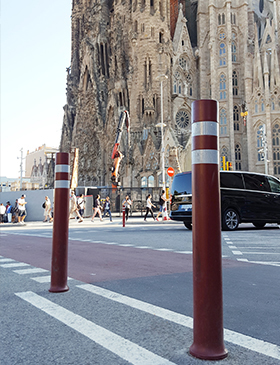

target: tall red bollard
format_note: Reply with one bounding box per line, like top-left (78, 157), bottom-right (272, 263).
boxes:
top-left (123, 205), bottom-right (125, 227)
top-left (49, 153), bottom-right (70, 293)
top-left (189, 100), bottom-right (228, 360)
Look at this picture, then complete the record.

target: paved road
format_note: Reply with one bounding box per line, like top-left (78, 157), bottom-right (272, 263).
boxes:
top-left (1, 218), bottom-right (279, 364)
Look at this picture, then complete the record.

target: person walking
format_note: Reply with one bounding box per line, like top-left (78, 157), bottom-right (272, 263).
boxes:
top-left (18, 194), bottom-right (27, 224)
top-left (43, 196), bottom-right (53, 222)
top-left (122, 195), bottom-right (132, 221)
top-left (12, 199), bottom-right (19, 223)
top-left (102, 196), bottom-right (112, 222)
top-left (6, 202), bottom-right (12, 223)
top-left (69, 190), bottom-right (83, 222)
top-left (144, 194), bottom-right (156, 221)
top-left (77, 194), bottom-right (86, 218)
top-left (0, 203), bottom-right (6, 224)
top-left (91, 194), bottom-right (103, 222)
top-left (156, 190), bottom-right (167, 221)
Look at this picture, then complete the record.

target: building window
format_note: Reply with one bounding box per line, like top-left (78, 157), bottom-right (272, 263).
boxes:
top-left (257, 125), bottom-right (264, 161)
top-left (219, 43), bottom-right (226, 66)
top-left (232, 71), bottom-right (238, 96)
top-left (231, 13), bottom-right (236, 24)
top-left (232, 41), bottom-right (237, 62)
top-left (219, 74), bottom-right (226, 100)
top-left (173, 80), bottom-right (177, 94)
top-left (261, 99), bottom-right (264, 111)
top-left (220, 108), bottom-right (227, 135)
top-left (235, 144), bottom-right (241, 170)
top-left (255, 100), bottom-right (258, 113)
top-left (179, 57), bottom-right (187, 70)
top-left (148, 175), bottom-right (154, 187)
top-left (221, 145), bottom-right (228, 162)
top-left (141, 176), bottom-right (147, 187)
top-left (233, 105), bottom-right (240, 131)
top-left (271, 97), bottom-right (275, 111)
top-left (178, 81), bottom-right (182, 95)
top-left (272, 123), bottom-right (280, 174)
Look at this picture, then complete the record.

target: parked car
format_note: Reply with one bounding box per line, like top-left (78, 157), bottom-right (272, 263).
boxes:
top-left (170, 170), bottom-right (280, 230)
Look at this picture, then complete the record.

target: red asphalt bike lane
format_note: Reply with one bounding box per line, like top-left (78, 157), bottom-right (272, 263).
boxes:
top-left (0, 234), bottom-right (249, 284)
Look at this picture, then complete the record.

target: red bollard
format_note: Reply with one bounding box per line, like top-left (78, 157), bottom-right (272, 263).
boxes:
top-left (122, 205), bottom-right (125, 227)
top-left (49, 153), bottom-right (70, 293)
top-left (189, 100), bottom-right (228, 360)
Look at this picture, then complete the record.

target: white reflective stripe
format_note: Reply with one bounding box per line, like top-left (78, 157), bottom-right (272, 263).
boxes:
top-left (55, 164), bottom-right (70, 173)
top-left (192, 149), bottom-right (219, 164)
top-left (54, 180), bottom-right (70, 189)
top-left (192, 121), bottom-right (218, 137)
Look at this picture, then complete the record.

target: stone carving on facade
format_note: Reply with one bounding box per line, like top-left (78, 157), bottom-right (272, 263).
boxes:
top-left (60, 0), bottom-right (280, 187)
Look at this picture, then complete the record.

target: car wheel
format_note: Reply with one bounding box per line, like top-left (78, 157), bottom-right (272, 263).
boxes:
top-left (222, 208), bottom-right (239, 231)
top-left (252, 222), bottom-right (266, 229)
top-left (183, 221), bottom-right (192, 230)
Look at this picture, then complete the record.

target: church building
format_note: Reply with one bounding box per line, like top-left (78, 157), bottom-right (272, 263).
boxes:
top-left (60, 0), bottom-right (280, 187)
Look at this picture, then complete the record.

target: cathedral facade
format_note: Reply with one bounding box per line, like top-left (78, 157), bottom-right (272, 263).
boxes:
top-left (60, 0), bottom-right (280, 188)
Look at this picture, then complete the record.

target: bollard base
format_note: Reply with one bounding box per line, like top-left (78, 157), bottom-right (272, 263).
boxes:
top-left (49, 285), bottom-right (69, 293)
top-left (189, 344), bottom-right (228, 361)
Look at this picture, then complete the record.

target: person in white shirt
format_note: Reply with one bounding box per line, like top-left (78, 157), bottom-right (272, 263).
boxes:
top-left (43, 196), bottom-right (53, 222)
top-left (18, 194), bottom-right (27, 224)
top-left (144, 194), bottom-right (156, 221)
top-left (0, 203), bottom-right (6, 224)
top-left (69, 191), bottom-right (83, 222)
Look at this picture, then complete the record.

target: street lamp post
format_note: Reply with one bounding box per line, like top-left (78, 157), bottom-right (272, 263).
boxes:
top-left (156, 74), bottom-right (168, 219)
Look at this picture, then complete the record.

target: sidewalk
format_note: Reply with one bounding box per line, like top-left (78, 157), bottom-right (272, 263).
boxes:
top-left (0, 215), bottom-right (179, 229)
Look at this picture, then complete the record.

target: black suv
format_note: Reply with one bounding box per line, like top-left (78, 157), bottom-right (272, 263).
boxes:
top-left (170, 170), bottom-right (280, 230)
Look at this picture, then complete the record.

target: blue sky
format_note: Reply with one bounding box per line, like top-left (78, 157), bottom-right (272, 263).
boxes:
top-left (1, 1), bottom-right (71, 178)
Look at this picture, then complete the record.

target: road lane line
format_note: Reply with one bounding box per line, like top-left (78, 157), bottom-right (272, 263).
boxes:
top-left (15, 291), bottom-right (176, 365)
top-left (13, 268), bottom-right (48, 275)
top-left (77, 284), bottom-right (280, 361)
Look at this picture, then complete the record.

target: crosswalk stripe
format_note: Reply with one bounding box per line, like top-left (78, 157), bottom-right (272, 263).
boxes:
top-left (15, 291), bottom-right (176, 365)
top-left (1, 262), bottom-right (30, 268)
top-left (77, 284), bottom-right (280, 361)
top-left (13, 268), bottom-right (48, 275)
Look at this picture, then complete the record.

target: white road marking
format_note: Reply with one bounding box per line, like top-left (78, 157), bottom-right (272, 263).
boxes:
top-left (31, 276), bottom-right (74, 283)
top-left (15, 291), bottom-right (176, 365)
top-left (78, 284), bottom-right (280, 361)
top-left (232, 250), bottom-right (243, 255)
top-left (0, 258), bottom-right (15, 263)
top-left (1, 262), bottom-right (30, 268)
top-left (13, 268), bottom-right (48, 275)
top-left (248, 261), bottom-right (280, 267)
top-left (174, 251), bottom-right (192, 254)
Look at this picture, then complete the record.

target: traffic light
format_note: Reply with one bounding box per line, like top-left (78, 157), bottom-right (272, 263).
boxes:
top-left (226, 161), bottom-right (232, 170)
top-left (221, 156), bottom-right (226, 170)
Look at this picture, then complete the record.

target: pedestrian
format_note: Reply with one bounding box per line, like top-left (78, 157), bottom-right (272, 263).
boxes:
top-left (0, 203), bottom-right (6, 224)
top-left (77, 194), bottom-right (86, 218)
top-left (18, 194), bottom-right (27, 224)
top-left (91, 194), bottom-right (103, 222)
top-left (69, 190), bottom-right (83, 222)
top-left (156, 190), bottom-right (167, 221)
top-left (12, 199), bottom-right (19, 223)
top-left (6, 202), bottom-right (12, 223)
top-left (43, 196), bottom-right (53, 222)
top-left (122, 195), bottom-right (132, 221)
top-left (102, 196), bottom-right (112, 222)
top-left (144, 194), bottom-right (156, 221)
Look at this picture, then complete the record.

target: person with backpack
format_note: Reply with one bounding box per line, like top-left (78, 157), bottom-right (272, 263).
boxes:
top-left (156, 190), bottom-right (167, 221)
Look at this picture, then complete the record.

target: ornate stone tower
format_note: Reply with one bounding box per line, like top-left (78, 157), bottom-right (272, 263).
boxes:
top-left (61, 0), bottom-right (280, 188)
